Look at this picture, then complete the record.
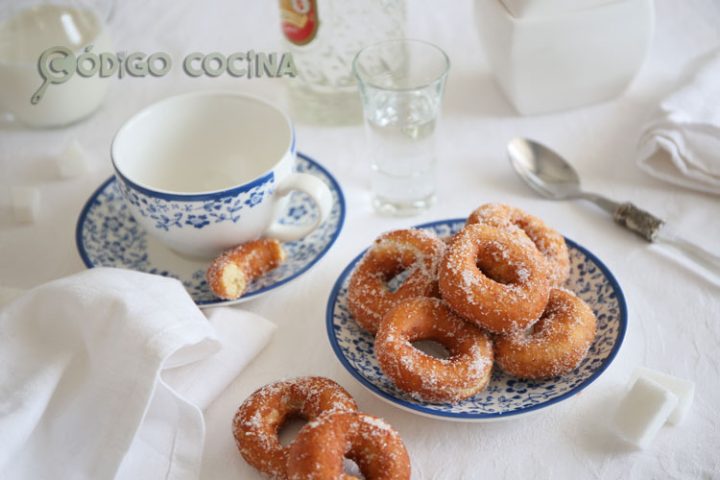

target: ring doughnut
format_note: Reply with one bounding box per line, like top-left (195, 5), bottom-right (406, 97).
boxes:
top-left (438, 224), bottom-right (551, 334)
top-left (467, 203), bottom-right (570, 286)
top-left (207, 238), bottom-right (285, 299)
top-left (232, 376), bottom-right (357, 479)
top-left (287, 411), bottom-right (410, 480)
top-left (347, 229), bottom-right (446, 335)
top-left (494, 288), bottom-right (597, 379)
top-left (375, 297), bottom-right (494, 403)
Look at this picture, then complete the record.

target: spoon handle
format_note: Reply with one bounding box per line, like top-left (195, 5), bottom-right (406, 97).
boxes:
top-left (611, 202), bottom-right (720, 282)
top-left (655, 225), bottom-right (720, 282)
top-left (612, 202), bottom-right (665, 242)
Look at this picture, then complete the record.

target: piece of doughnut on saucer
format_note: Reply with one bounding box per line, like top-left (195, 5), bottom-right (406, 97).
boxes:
top-left (494, 288), bottom-right (597, 379)
top-left (438, 223), bottom-right (552, 335)
top-left (207, 238), bottom-right (285, 300)
top-left (375, 297), bottom-right (494, 403)
top-left (232, 376), bottom-right (357, 479)
top-left (347, 229), bottom-right (446, 335)
top-left (467, 203), bottom-right (570, 287)
top-left (287, 411), bottom-right (411, 480)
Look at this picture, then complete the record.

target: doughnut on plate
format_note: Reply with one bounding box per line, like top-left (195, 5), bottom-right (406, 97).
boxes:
top-left (326, 218), bottom-right (627, 422)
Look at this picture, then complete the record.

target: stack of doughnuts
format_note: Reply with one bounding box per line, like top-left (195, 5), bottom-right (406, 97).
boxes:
top-left (233, 376), bottom-right (411, 479)
top-left (347, 203), bottom-right (598, 404)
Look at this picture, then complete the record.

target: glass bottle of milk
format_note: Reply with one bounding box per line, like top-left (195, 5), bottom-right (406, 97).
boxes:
top-left (0, 2), bottom-right (113, 127)
top-left (278, 0), bottom-right (406, 126)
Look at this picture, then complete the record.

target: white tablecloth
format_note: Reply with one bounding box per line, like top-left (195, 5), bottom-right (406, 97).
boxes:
top-left (1, 0), bottom-right (719, 478)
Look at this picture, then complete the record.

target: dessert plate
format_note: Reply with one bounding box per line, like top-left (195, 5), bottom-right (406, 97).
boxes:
top-left (326, 218), bottom-right (627, 422)
top-left (77, 153), bottom-right (345, 307)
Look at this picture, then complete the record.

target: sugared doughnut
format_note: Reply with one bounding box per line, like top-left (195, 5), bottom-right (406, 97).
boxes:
top-left (438, 224), bottom-right (551, 335)
top-left (207, 238), bottom-right (285, 299)
top-left (467, 203), bottom-right (570, 286)
top-left (232, 376), bottom-right (357, 479)
top-left (494, 288), bottom-right (597, 379)
top-left (348, 229), bottom-right (446, 335)
top-left (375, 297), bottom-right (494, 403)
top-left (287, 411), bottom-right (410, 480)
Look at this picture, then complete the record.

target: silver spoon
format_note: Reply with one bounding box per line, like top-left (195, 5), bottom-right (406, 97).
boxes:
top-left (507, 137), bottom-right (720, 280)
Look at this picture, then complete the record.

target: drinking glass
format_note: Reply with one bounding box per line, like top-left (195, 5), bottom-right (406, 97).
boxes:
top-left (353, 39), bottom-right (450, 216)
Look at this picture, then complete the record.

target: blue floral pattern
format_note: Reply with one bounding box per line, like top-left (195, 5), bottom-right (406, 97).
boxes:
top-left (326, 219), bottom-right (627, 422)
top-left (116, 176), bottom-right (273, 231)
top-left (77, 153), bottom-right (345, 306)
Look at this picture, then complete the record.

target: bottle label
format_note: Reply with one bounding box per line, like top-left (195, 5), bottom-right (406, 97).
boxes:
top-left (279, 0), bottom-right (319, 46)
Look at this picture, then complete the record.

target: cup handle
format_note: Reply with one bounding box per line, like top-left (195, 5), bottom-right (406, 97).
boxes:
top-left (264, 173), bottom-right (333, 241)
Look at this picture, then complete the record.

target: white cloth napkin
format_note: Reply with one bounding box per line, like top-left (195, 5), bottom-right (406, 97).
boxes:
top-left (0, 268), bottom-right (275, 480)
top-left (637, 49), bottom-right (720, 195)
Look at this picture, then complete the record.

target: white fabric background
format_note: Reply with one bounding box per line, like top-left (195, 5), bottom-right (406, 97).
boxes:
top-left (1, 0), bottom-right (719, 478)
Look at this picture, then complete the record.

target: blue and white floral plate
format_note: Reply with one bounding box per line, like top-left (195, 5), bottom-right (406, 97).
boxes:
top-left (326, 218), bottom-right (627, 422)
top-left (76, 153), bottom-right (345, 307)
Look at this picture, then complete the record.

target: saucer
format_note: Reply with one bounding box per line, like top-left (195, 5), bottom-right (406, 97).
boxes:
top-left (76, 153), bottom-right (345, 307)
top-left (326, 218), bottom-right (627, 422)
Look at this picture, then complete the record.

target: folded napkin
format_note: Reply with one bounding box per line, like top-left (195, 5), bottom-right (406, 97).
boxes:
top-left (0, 268), bottom-right (275, 480)
top-left (637, 49), bottom-right (720, 195)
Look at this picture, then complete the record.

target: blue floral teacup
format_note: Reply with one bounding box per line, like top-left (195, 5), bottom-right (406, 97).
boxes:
top-left (111, 91), bottom-right (332, 259)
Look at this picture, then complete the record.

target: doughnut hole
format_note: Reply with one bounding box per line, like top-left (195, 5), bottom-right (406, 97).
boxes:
top-left (411, 339), bottom-right (451, 360)
top-left (382, 248), bottom-right (422, 292)
top-left (278, 414), bottom-right (308, 447)
top-left (474, 241), bottom-right (525, 285)
top-left (348, 231), bottom-right (445, 335)
top-left (386, 265), bottom-right (414, 293)
top-left (408, 331), bottom-right (462, 365)
top-left (343, 458), bottom-right (364, 478)
top-left (400, 316), bottom-right (461, 361)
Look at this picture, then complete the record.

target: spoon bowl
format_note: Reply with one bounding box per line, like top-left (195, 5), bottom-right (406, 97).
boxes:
top-left (507, 138), bottom-right (582, 200)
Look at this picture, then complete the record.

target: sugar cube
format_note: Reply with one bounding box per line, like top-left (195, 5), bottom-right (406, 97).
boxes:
top-left (630, 366), bottom-right (695, 425)
top-left (11, 187), bottom-right (40, 223)
top-left (613, 376), bottom-right (678, 449)
top-left (56, 140), bottom-right (89, 178)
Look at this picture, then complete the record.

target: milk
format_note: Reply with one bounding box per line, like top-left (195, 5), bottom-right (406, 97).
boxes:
top-left (0, 4), bottom-right (111, 127)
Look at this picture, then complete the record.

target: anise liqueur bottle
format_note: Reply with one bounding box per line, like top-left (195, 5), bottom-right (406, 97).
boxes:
top-left (279, 0), bottom-right (405, 125)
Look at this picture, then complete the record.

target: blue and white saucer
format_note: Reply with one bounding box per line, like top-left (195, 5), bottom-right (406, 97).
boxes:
top-left (76, 153), bottom-right (345, 307)
top-left (326, 218), bottom-right (627, 422)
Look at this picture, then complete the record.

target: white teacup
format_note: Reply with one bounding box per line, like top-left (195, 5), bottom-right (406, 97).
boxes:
top-left (111, 91), bottom-right (333, 259)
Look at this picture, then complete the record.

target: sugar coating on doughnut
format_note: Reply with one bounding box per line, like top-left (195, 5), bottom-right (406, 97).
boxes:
top-left (467, 203), bottom-right (570, 286)
top-left (287, 411), bottom-right (411, 480)
top-left (376, 297), bottom-right (494, 403)
top-left (232, 376), bottom-right (357, 479)
top-left (494, 288), bottom-right (597, 379)
top-left (439, 224), bottom-right (551, 334)
top-left (207, 238), bottom-right (285, 299)
top-left (348, 229), bottom-right (446, 335)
